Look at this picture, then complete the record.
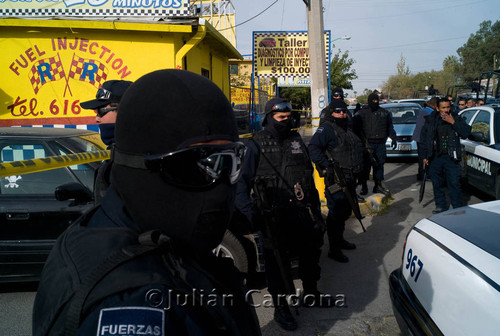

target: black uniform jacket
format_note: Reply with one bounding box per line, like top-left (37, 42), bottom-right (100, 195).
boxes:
top-left (420, 110), bottom-right (472, 161)
top-left (33, 187), bottom-right (261, 336)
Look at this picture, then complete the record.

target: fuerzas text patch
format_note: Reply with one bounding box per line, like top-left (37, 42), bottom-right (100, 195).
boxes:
top-left (97, 307), bottom-right (164, 336)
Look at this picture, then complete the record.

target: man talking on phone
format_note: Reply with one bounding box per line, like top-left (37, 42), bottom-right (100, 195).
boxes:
top-left (420, 98), bottom-right (471, 213)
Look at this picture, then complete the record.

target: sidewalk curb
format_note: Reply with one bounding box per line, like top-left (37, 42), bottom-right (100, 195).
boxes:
top-left (321, 192), bottom-right (392, 217)
top-left (360, 193), bottom-right (391, 214)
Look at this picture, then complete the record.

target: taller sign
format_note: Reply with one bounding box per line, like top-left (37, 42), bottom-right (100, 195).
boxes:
top-left (0, 0), bottom-right (191, 17)
top-left (253, 31), bottom-right (330, 86)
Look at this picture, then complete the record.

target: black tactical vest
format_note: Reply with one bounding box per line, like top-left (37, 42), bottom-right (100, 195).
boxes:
top-left (253, 130), bottom-right (314, 207)
top-left (324, 121), bottom-right (364, 174)
top-left (360, 108), bottom-right (389, 140)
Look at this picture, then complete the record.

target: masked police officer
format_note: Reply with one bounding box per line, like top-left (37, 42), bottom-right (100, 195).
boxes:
top-left (319, 87), bottom-right (347, 124)
top-left (421, 98), bottom-right (471, 213)
top-left (235, 98), bottom-right (332, 331)
top-left (80, 80), bottom-right (133, 203)
top-left (33, 70), bottom-right (261, 336)
top-left (353, 92), bottom-right (397, 195)
top-left (308, 100), bottom-right (364, 263)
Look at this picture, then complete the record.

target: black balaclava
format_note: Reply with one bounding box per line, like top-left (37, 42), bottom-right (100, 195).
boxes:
top-left (368, 93), bottom-right (380, 111)
top-left (112, 69), bottom-right (239, 253)
top-left (332, 87), bottom-right (344, 98)
top-left (98, 123), bottom-right (115, 148)
top-left (327, 99), bottom-right (349, 129)
top-left (262, 98), bottom-right (292, 138)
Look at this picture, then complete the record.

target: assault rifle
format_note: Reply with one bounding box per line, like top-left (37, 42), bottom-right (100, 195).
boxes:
top-left (253, 177), bottom-right (299, 314)
top-left (324, 153), bottom-right (366, 232)
top-left (358, 131), bottom-right (378, 165)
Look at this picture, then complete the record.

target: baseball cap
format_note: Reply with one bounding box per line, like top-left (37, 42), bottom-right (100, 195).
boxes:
top-left (80, 80), bottom-right (133, 110)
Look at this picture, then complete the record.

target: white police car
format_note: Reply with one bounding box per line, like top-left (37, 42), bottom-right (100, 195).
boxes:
top-left (459, 105), bottom-right (500, 199)
top-left (389, 201), bottom-right (500, 335)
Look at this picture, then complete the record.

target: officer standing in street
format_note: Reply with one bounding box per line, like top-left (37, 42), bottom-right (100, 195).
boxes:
top-left (80, 79), bottom-right (133, 202)
top-left (33, 69), bottom-right (261, 336)
top-left (421, 98), bottom-right (471, 213)
top-left (353, 92), bottom-right (397, 195)
top-left (308, 99), bottom-right (364, 263)
top-left (235, 98), bottom-right (332, 331)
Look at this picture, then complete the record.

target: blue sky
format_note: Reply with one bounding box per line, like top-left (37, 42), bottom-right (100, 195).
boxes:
top-left (230, 0), bottom-right (500, 97)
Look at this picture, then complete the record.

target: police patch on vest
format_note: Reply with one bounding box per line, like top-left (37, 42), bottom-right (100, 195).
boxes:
top-left (290, 140), bottom-right (303, 154)
top-left (97, 307), bottom-right (164, 336)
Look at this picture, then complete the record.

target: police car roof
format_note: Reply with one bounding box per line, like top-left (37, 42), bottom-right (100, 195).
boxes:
top-left (0, 127), bottom-right (97, 138)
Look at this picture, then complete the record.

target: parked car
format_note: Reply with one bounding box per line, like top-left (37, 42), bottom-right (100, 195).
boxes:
top-left (459, 104), bottom-right (500, 199)
top-left (0, 127), bottom-right (106, 283)
top-left (394, 98), bottom-right (427, 107)
top-left (382, 102), bottom-right (424, 157)
top-left (389, 200), bottom-right (500, 336)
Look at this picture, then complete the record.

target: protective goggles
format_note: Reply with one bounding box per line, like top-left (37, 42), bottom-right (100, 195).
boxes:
top-left (96, 87), bottom-right (113, 100)
top-left (332, 92), bottom-right (343, 98)
top-left (333, 108), bottom-right (348, 114)
top-left (270, 102), bottom-right (292, 113)
top-left (113, 142), bottom-right (247, 189)
top-left (96, 106), bottom-right (118, 118)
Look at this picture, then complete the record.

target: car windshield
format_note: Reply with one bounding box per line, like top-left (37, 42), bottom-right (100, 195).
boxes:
top-left (385, 106), bottom-right (422, 124)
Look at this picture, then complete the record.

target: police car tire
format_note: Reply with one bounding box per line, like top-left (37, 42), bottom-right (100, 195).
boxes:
top-left (216, 230), bottom-right (249, 274)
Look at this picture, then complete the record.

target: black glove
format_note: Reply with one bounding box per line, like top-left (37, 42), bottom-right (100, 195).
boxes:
top-left (391, 139), bottom-right (398, 149)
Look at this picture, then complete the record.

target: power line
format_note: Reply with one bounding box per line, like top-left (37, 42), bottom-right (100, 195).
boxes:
top-left (218, 0), bottom-right (279, 32)
top-left (280, 0), bottom-right (285, 30)
top-left (350, 36), bottom-right (468, 52)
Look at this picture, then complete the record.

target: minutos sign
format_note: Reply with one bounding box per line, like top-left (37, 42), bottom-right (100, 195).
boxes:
top-left (253, 31), bottom-right (330, 80)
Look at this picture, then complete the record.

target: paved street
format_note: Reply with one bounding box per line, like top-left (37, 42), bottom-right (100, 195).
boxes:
top-left (251, 157), bottom-right (486, 335)
top-left (0, 160), bottom-right (488, 336)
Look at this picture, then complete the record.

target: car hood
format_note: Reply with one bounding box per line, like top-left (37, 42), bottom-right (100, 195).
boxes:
top-left (428, 200), bottom-right (500, 258)
top-left (393, 123), bottom-right (416, 136)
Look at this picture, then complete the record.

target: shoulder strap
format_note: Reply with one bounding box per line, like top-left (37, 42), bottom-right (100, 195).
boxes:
top-left (64, 230), bottom-right (170, 336)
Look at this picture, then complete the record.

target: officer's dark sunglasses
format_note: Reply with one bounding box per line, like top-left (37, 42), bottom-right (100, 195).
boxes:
top-left (96, 106), bottom-right (118, 118)
top-left (114, 142), bottom-right (246, 189)
top-left (333, 108), bottom-right (348, 114)
top-left (271, 102), bottom-right (292, 112)
top-left (333, 93), bottom-right (343, 98)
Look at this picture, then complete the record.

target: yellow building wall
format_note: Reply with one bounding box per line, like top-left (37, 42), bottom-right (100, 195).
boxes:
top-left (0, 18), bottom-right (239, 127)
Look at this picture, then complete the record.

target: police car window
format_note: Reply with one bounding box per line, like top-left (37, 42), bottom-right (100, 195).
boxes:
top-left (460, 109), bottom-right (478, 124)
top-left (471, 111), bottom-right (490, 143)
top-left (0, 141), bottom-right (77, 195)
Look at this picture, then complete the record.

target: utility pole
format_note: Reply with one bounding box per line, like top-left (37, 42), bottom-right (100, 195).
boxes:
top-left (306, 0), bottom-right (328, 132)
